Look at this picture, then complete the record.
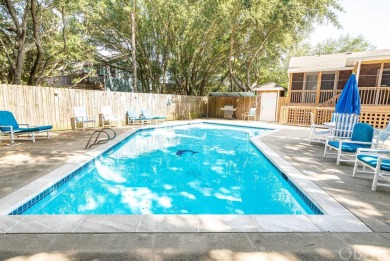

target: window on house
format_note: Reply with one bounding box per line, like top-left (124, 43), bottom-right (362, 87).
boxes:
top-left (337, 70), bottom-right (352, 89)
top-left (381, 63), bottom-right (390, 87)
top-left (358, 63), bottom-right (381, 87)
top-left (291, 73), bottom-right (304, 90)
top-left (320, 73), bottom-right (335, 90)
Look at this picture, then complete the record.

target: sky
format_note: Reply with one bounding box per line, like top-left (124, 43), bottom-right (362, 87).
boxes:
top-left (310, 0), bottom-right (390, 49)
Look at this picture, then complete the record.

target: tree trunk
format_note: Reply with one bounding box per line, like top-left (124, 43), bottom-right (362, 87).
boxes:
top-left (5, 0), bottom-right (31, 84)
top-left (131, 0), bottom-right (137, 92)
top-left (29, 0), bottom-right (43, 85)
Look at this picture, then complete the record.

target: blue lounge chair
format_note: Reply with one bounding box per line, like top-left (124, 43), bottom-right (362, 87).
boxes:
top-left (353, 148), bottom-right (390, 191)
top-left (0, 110), bottom-right (52, 144)
top-left (127, 109), bottom-right (151, 126)
top-left (141, 110), bottom-right (166, 125)
top-left (324, 123), bottom-right (375, 165)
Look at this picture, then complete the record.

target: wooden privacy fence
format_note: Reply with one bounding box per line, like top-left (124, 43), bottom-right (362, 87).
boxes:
top-left (279, 105), bottom-right (390, 129)
top-left (207, 96), bottom-right (256, 119)
top-left (0, 84), bottom-right (207, 130)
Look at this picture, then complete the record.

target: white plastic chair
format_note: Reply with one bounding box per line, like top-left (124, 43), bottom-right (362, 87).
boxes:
top-left (101, 106), bottom-right (120, 127)
top-left (331, 113), bottom-right (359, 138)
top-left (73, 106), bottom-right (96, 131)
top-left (308, 112), bottom-right (330, 144)
top-left (242, 108), bottom-right (256, 120)
top-left (374, 121), bottom-right (390, 149)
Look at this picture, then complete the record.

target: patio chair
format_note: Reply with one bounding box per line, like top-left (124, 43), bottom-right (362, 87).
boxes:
top-left (324, 122), bottom-right (375, 165)
top-left (141, 109), bottom-right (166, 125)
top-left (0, 110), bottom-right (52, 144)
top-left (373, 121), bottom-right (390, 149)
top-left (242, 108), bottom-right (256, 120)
top-left (308, 112), bottom-right (330, 144)
top-left (331, 113), bottom-right (359, 138)
top-left (73, 106), bottom-right (96, 131)
top-left (352, 148), bottom-right (390, 191)
top-left (127, 109), bottom-right (151, 126)
top-left (101, 106), bottom-right (120, 127)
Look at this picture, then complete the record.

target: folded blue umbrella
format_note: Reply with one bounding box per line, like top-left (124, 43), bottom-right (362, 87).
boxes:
top-left (335, 73), bottom-right (361, 115)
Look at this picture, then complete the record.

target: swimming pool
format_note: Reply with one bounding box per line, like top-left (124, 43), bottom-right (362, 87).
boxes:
top-left (15, 123), bottom-right (320, 215)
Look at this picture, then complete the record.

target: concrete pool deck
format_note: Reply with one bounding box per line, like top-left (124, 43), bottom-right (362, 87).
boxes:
top-left (0, 120), bottom-right (389, 260)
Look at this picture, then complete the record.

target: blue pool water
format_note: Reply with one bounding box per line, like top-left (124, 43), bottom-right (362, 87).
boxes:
top-left (22, 123), bottom-right (318, 215)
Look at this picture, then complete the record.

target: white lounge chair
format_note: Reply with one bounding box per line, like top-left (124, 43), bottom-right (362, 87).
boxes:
top-left (101, 106), bottom-right (120, 127)
top-left (353, 148), bottom-right (390, 191)
top-left (308, 112), bottom-right (330, 144)
top-left (73, 106), bottom-right (96, 131)
top-left (242, 108), bottom-right (256, 120)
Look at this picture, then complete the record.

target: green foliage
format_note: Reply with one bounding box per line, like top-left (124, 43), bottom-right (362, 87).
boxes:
top-left (86, 0), bottom-right (343, 94)
top-left (0, 0), bottom-right (95, 85)
top-left (0, 0), bottom-right (346, 94)
top-left (311, 34), bottom-right (376, 55)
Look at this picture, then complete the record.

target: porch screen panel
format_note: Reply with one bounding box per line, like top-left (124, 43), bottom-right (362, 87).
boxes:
top-left (320, 73), bottom-right (335, 103)
top-left (304, 74), bottom-right (318, 103)
top-left (291, 73), bottom-right (304, 103)
top-left (358, 63), bottom-right (381, 87)
top-left (379, 63), bottom-right (390, 105)
top-left (381, 63), bottom-right (390, 87)
top-left (337, 70), bottom-right (352, 89)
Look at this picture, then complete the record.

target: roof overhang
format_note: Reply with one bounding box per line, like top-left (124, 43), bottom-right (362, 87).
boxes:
top-left (346, 55), bottom-right (390, 66)
top-left (288, 67), bottom-right (354, 74)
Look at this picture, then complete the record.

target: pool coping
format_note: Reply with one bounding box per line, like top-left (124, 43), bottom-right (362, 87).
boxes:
top-left (0, 120), bottom-right (372, 233)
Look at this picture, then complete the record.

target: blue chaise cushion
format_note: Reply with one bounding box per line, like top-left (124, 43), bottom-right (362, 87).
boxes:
top-left (357, 154), bottom-right (390, 171)
top-left (328, 141), bottom-right (370, 152)
top-left (36, 125), bottom-right (52, 131)
top-left (17, 125), bottom-right (52, 133)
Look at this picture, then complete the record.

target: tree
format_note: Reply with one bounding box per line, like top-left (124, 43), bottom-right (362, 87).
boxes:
top-left (1, 0), bottom-right (346, 95)
top-left (311, 34), bottom-right (376, 55)
top-left (224, 0), bottom-right (343, 92)
top-left (0, 0), bottom-right (95, 85)
top-left (87, 0), bottom-right (343, 95)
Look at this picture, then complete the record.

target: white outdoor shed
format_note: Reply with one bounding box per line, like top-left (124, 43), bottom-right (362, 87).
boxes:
top-left (254, 83), bottom-right (285, 122)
